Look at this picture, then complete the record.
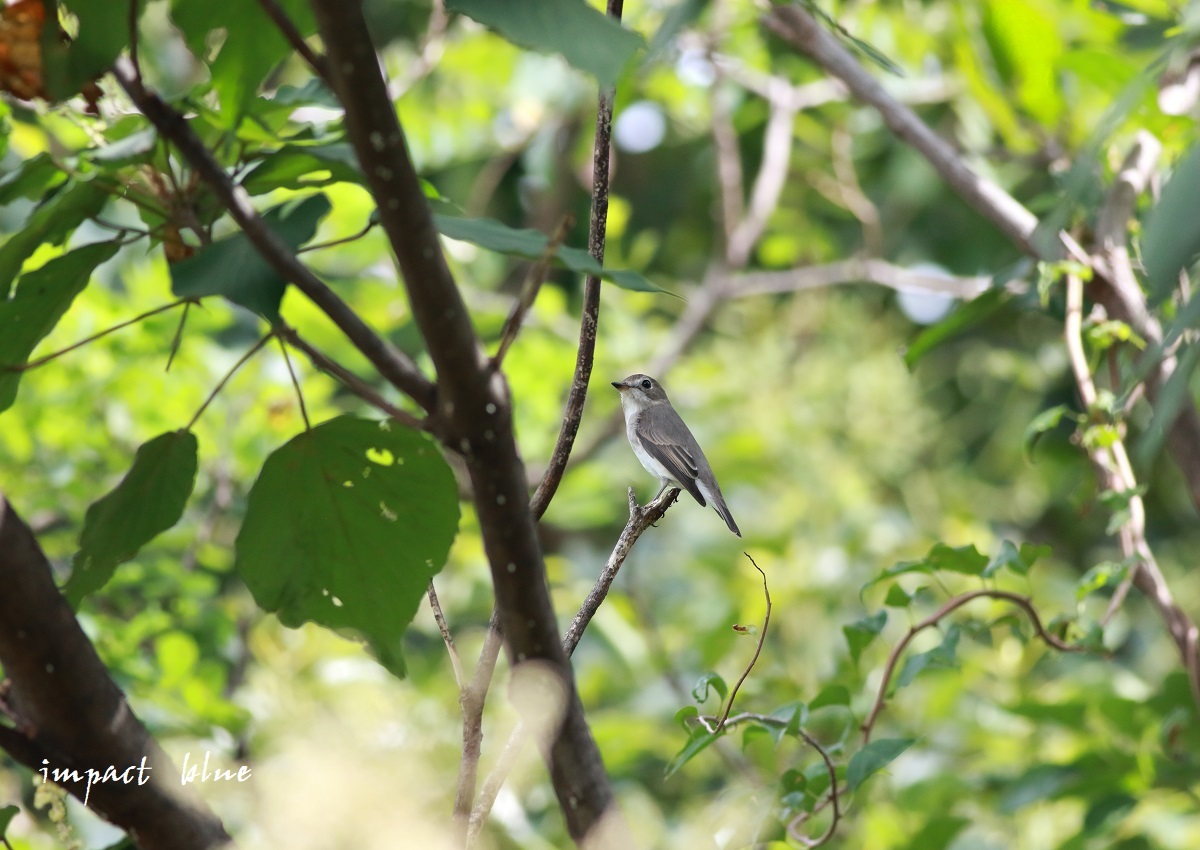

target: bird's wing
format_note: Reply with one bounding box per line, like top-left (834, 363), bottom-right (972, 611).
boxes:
top-left (639, 404), bottom-right (707, 506)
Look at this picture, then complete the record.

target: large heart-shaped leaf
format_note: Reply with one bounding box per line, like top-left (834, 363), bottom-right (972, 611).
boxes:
top-left (234, 416), bottom-right (460, 676)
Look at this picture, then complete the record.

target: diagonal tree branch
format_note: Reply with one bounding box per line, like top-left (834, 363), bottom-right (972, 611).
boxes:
top-left (307, 2), bottom-right (630, 845)
top-left (529, 0), bottom-right (625, 522)
top-left (112, 59), bottom-right (436, 414)
top-left (0, 494), bottom-right (231, 850)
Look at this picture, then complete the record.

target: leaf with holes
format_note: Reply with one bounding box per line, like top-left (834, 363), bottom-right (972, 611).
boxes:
top-left (64, 430), bottom-right (199, 605)
top-left (0, 241), bottom-right (119, 413)
top-left (234, 415), bottom-right (460, 677)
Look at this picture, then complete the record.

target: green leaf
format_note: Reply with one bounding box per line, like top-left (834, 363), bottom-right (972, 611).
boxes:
top-left (234, 415), bottom-right (460, 677)
top-left (0, 805), bottom-right (18, 836)
top-left (810, 685), bottom-right (850, 709)
top-left (1135, 341), bottom-right (1200, 467)
top-left (927, 543), bottom-right (989, 576)
top-left (42, 0), bottom-right (144, 100)
top-left (843, 610), bottom-right (887, 664)
top-left (433, 214), bottom-right (667, 293)
top-left (983, 539), bottom-right (1051, 578)
top-left (673, 705), bottom-right (699, 731)
top-left (896, 625), bottom-right (961, 688)
top-left (903, 288), bottom-right (1007, 368)
top-left (883, 583), bottom-right (915, 607)
top-left (1076, 561), bottom-right (1130, 601)
top-left (0, 153), bottom-right (65, 206)
top-left (692, 672), bottom-right (728, 705)
top-left (1143, 142), bottom-right (1200, 302)
top-left (64, 431), bottom-right (199, 605)
top-left (902, 816), bottom-right (970, 850)
top-left (241, 143), bottom-right (366, 195)
top-left (1024, 404), bottom-right (1076, 457)
top-left (0, 181), bottom-right (109, 299)
top-left (83, 128), bottom-right (159, 166)
top-left (170, 0), bottom-right (317, 125)
top-left (0, 241), bottom-right (120, 413)
top-left (644, 0), bottom-right (710, 65)
top-left (665, 728), bottom-right (721, 778)
top-left (845, 737), bottom-right (914, 792)
top-left (446, 0), bottom-right (644, 85)
top-left (999, 763), bottom-right (1080, 813)
top-left (170, 194), bottom-right (331, 323)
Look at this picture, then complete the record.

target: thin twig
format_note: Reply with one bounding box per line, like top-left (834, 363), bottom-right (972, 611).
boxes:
top-left (113, 59), bottom-right (437, 413)
top-left (256, 0), bottom-right (331, 82)
top-left (715, 554), bottom-right (771, 730)
top-left (298, 219), bottom-right (376, 253)
top-left (279, 327), bottom-right (427, 431)
top-left (277, 336), bottom-right (311, 430)
top-left (466, 486), bottom-right (681, 844)
top-left (128, 0), bottom-right (142, 82)
top-left (7, 300), bottom-right (189, 374)
top-left (527, 0), bottom-right (624, 522)
top-left (491, 215), bottom-right (574, 370)
top-left (861, 589), bottom-right (1081, 742)
top-left (164, 301), bottom-right (192, 372)
top-left (185, 332), bottom-right (274, 430)
top-left (786, 727), bottom-right (841, 847)
top-left (453, 609), bottom-right (502, 841)
top-left (427, 582), bottom-right (465, 690)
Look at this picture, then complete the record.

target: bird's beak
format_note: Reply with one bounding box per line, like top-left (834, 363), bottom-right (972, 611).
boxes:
top-left (611, 381), bottom-right (626, 391)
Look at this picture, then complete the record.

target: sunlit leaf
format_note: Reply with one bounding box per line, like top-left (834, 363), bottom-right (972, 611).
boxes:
top-left (234, 415), bottom-right (460, 677)
top-left (446, 0), bottom-right (643, 84)
top-left (65, 430), bottom-right (199, 605)
top-left (665, 727), bottom-right (721, 778)
top-left (0, 241), bottom-right (119, 412)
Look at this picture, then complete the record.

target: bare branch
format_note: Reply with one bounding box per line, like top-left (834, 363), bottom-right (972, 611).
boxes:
top-left (256, 0), bottom-right (330, 83)
top-left (112, 59), bottom-right (437, 413)
top-left (762, 6), bottom-right (1041, 255)
top-left (0, 495), bottom-right (231, 849)
top-left (467, 486), bottom-right (682, 843)
top-left (453, 611), bottom-right (503, 839)
top-left (279, 328), bottom-right (428, 431)
top-left (861, 589), bottom-right (1082, 743)
top-left (427, 582), bottom-right (465, 691)
top-left (715, 555), bottom-right (771, 730)
top-left (492, 215), bottom-right (574, 370)
top-left (731, 258), bottom-right (991, 299)
top-left (529, 0), bottom-right (624, 522)
top-left (308, 3), bottom-right (629, 843)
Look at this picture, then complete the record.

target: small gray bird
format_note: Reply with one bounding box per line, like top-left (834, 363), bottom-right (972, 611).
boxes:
top-left (611, 374), bottom-right (741, 537)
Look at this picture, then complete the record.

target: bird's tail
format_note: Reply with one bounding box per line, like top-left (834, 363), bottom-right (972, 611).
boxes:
top-left (713, 497), bottom-right (741, 537)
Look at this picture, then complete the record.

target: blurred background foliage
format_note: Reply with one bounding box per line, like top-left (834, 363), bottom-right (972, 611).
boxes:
top-left (0, 0), bottom-right (1199, 848)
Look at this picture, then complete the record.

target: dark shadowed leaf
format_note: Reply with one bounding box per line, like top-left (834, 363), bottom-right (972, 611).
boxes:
top-left (846, 737), bottom-right (914, 792)
top-left (434, 214), bottom-right (666, 293)
top-left (903, 288), bottom-right (1007, 367)
top-left (1024, 403), bottom-right (1075, 457)
top-left (902, 815), bottom-right (969, 850)
top-left (0, 241), bottom-right (119, 412)
top-left (1143, 142), bottom-right (1200, 302)
top-left (0, 805), bottom-right (18, 836)
top-left (170, 194), bottom-right (331, 323)
top-left (64, 431), bottom-right (199, 604)
top-left (446, 0), bottom-right (643, 85)
top-left (41, 0), bottom-right (143, 99)
top-left (234, 416), bottom-right (460, 677)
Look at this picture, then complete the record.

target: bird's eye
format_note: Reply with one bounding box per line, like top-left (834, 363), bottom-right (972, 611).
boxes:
top-left (640, 379), bottom-right (652, 389)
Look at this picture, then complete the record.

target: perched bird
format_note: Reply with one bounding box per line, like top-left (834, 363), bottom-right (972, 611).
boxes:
top-left (611, 374), bottom-right (741, 537)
